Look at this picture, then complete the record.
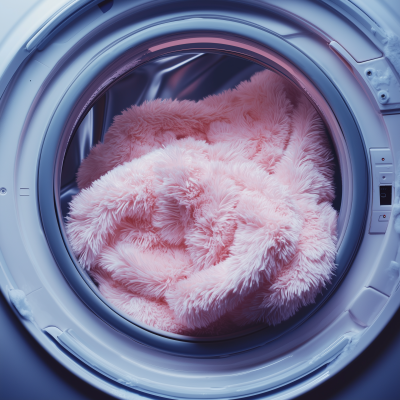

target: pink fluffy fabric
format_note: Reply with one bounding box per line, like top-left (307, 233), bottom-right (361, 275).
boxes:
top-left (66, 70), bottom-right (337, 335)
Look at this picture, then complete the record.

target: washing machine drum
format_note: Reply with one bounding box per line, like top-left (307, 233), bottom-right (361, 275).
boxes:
top-left (1, 1), bottom-right (399, 399)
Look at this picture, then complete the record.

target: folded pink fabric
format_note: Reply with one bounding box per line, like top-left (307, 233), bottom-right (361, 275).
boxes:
top-left (66, 70), bottom-right (337, 335)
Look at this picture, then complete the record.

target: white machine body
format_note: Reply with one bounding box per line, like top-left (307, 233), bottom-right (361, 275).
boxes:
top-left (0, 1), bottom-right (399, 399)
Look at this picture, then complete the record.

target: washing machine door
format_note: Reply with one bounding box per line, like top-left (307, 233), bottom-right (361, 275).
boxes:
top-left (0, 0), bottom-right (399, 399)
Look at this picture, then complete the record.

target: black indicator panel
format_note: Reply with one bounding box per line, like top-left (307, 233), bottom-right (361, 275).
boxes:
top-left (379, 185), bottom-right (392, 206)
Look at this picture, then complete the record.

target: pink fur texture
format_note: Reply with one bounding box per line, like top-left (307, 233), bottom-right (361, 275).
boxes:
top-left (66, 70), bottom-right (338, 335)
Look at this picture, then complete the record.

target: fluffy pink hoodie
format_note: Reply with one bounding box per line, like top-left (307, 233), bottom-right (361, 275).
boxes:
top-left (66, 70), bottom-right (337, 336)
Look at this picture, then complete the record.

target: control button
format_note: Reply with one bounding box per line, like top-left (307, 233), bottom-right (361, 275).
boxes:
top-left (19, 188), bottom-right (30, 196)
top-left (370, 148), bottom-right (393, 165)
top-left (370, 211), bottom-right (391, 234)
top-left (379, 172), bottom-right (393, 184)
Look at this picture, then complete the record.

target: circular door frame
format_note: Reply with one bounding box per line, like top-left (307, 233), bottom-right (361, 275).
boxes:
top-left (38, 17), bottom-right (368, 357)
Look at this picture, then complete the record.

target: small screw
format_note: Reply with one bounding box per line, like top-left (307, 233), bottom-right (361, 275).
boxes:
top-left (382, 158), bottom-right (385, 161)
top-left (367, 70), bottom-right (372, 76)
top-left (383, 175), bottom-right (386, 179)
top-left (378, 90), bottom-right (389, 104)
top-left (0, 187), bottom-right (7, 195)
top-left (383, 215), bottom-right (386, 218)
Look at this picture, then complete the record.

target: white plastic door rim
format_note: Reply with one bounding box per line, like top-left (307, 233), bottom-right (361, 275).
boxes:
top-left (38, 19), bottom-right (368, 355)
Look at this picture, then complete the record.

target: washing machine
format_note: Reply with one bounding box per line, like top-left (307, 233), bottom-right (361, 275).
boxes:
top-left (1, 0), bottom-right (400, 399)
